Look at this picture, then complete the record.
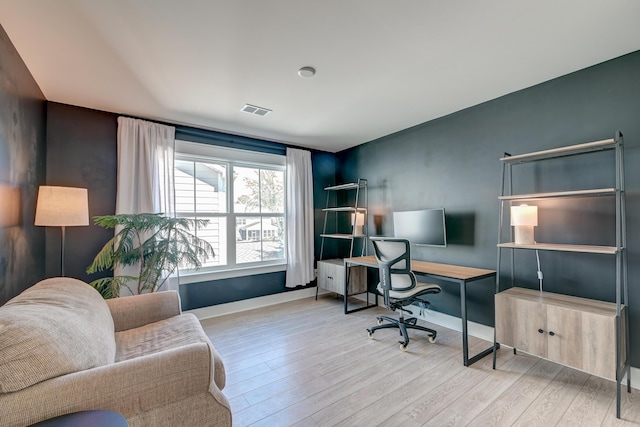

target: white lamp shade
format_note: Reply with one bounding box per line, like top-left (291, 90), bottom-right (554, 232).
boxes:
top-left (510, 205), bottom-right (538, 227)
top-left (35, 186), bottom-right (89, 227)
top-left (351, 212), bottom-right (365, 226)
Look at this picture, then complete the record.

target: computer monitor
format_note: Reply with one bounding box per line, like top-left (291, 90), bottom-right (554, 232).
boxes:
top-left (393, 208), bottom-right (447, 247)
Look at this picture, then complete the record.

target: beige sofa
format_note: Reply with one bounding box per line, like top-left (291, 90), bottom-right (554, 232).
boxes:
top-left (0, 278), bottom-right (231, 427)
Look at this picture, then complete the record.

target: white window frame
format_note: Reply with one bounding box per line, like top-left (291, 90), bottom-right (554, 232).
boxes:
top-left (175, 140), bottom-right (287, 283)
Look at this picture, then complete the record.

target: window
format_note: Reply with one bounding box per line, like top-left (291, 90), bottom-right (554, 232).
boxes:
top-left (174, 141), bottom-right (286, 277)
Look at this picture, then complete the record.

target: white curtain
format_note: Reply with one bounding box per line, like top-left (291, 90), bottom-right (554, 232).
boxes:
top-left (285, 147), bottom-right (315, 288)
top-left (116, 117), bottom-right (176, 293)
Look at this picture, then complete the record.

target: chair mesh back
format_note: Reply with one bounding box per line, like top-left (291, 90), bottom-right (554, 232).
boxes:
top-left (371, 238), bottom-right (416, 294)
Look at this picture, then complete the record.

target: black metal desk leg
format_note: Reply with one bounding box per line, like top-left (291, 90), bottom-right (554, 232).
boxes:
top-left (460, 278), bottom-right (498, 367)
top-left (344, 264), bottom-right (350, 314)
top-left (460, 279), bottom-right (469, 366)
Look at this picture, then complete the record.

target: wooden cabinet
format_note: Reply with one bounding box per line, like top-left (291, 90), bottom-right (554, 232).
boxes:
top-left (496, 287), bottom-right (625, 380)
top-left (317, 259), bottom-right (367, 296)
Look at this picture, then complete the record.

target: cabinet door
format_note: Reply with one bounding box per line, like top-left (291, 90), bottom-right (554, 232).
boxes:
top-left (495, 292), bottom-right (547, 357)
top-left (317, 260), bottom-right (345, 294)
top-left (547, 305), bottom-right (619, 380)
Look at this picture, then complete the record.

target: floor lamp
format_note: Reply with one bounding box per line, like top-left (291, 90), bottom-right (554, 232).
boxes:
top-left (35, 186), bottom-right (89, 276)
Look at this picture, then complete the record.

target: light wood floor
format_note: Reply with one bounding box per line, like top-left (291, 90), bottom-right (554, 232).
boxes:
top-left (200, 295), bottom-right (640, 427)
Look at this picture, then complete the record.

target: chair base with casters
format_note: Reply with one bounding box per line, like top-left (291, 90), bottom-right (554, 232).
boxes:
top-left (367, 299), bottom-right (437, 351)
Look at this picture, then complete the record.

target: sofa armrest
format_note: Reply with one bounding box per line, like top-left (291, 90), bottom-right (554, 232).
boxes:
top-left (0, 342), bottom-right (231, 427)
top-left (106, 291), bottom-right (181, 332)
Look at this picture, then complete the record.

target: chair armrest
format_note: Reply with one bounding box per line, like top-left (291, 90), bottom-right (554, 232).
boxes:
top-left (0, 342), bottom-right (231, 427)
top-left (106, 291), bottom-right (181, 332)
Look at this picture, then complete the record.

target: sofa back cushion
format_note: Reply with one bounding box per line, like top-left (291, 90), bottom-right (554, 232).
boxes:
top-left (0, 278), bottom-right (116, 393)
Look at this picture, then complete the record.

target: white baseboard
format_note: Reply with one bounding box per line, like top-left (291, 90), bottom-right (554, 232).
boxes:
top-left (189, 289), bottom-right (639, 386)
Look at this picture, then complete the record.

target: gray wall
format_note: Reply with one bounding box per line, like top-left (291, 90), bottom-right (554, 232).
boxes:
top-left (337, 50), bottom-right (640, 366)
top-left (0, 24), bottom-right (47, 304)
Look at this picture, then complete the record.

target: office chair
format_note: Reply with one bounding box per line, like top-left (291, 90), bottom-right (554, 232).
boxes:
top-left (367, 237), bottom-right (441, 351)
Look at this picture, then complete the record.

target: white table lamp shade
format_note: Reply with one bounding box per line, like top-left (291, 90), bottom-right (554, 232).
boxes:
top-left (35, 186), bottom-right (89, 276)
top-left (511, 205), bottom-right (538, 227)
top-left (351, 212), bottom-right (365, 236)
top-left (35, 186), bottom-right (89, 226)
top-left (511, 205), bottom-right (537, 245)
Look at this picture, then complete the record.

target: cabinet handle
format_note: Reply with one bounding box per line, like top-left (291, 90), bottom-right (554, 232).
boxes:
top-left (548, 331), bottom-right (555, 336)
top-left (538, 329), bottom-right (544, 334)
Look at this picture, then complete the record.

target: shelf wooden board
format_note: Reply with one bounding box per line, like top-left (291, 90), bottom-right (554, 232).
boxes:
top-left (499, 188), bottom-right (616, 201)
top-left (500, 138), bottom-right (616, 164)
top-left (324, 182), bottom-right (366, 191)
top-left (320, 233), bottom-right (366, 240)
top-left (322, 207), bottom-right (367, 212)
top-left (498, 242), bottom-right (618, 254)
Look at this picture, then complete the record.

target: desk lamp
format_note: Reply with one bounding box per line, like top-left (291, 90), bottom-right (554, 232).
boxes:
top-left (511, 204), bottom-right (537, 245)
top-left (35, 186), bottom-right (89, 276)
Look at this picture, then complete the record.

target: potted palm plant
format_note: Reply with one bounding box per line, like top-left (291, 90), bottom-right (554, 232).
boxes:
top-left (86, 213), bottom-right (214, 298)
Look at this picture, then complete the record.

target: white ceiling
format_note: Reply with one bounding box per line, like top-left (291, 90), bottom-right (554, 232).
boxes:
top-left (1, 1), bottom-right (639, 153)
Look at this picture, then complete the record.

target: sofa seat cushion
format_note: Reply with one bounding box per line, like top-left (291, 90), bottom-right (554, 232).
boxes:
top-left (0, 278), bottom-right (116, 393)
top-left (114, 312), bottom-right (226, 389)
top-left (114, 313), bottom-right (207, 361)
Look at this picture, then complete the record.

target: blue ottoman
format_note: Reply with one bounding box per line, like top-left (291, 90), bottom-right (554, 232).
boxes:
top-left (30, 410), bottom-right (128, 427)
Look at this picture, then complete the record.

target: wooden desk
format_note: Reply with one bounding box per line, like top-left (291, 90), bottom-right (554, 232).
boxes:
top-left (344, 255), bottom-right (497, 367)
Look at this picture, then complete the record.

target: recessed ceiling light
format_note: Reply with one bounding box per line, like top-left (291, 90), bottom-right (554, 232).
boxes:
top-left (298, 66), bottom-right (316, 78)
top-left (241, 104), bottom-right (272, 116)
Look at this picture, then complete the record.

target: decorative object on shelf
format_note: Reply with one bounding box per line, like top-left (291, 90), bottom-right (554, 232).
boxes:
top-left (86, 213), bottom-right (215, 298)
top-left (35, 186), bottom-right (89, 276)
top-left (510, 204), bottom-right (537, 244)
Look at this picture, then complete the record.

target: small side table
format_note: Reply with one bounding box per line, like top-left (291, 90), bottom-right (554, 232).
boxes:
top-left (30, 410), bottom-right (128, 427)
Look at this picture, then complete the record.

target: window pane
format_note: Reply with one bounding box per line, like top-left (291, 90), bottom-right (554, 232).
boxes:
top-left (177, 216), bottom-right (226, 269)
top-left (236, 216), bottom-right (285, 264)
top-left (195, 162), bottom-right (227, 213)
top-left (175, 160), bottom-right (195, 213)
top-left (236, 216), bottom-right (262, 263)
top-left (263, 217), bottom-right (285, 261)
top-left (198, 217), bottom-right (227, 267)
top-left (234, 167), bottom-right (260, 213)
top-left (260, 169), bottom-right (284, 213)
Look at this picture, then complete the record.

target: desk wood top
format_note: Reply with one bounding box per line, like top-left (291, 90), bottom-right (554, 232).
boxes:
top-left (344, 255), bottom-right (496, 281)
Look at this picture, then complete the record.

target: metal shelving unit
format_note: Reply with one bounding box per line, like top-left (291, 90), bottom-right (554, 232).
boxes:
top-left (316, 178), bottom-right (376, 313)
top-left (319, 179), bottom-right (368, 259)
top-left (493, 132), bottom-right (630, 418)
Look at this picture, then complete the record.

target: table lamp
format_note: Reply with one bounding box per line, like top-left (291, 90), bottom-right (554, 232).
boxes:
top-left (351, 212), bottom-right (365, 236)
top-left (511, 204), bottom-right (538, 245)
top-left (35, 186), bottom-right (89, 276)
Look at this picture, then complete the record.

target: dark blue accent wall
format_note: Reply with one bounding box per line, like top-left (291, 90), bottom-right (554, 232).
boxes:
top-left (45, 103), bottom-right (118, 282)
top-left (337, 50), bottom-right (640, 366)
top-left (44, 103), bottom-right (338, 310)
top-left (0, 24), bottom-right (47, 304)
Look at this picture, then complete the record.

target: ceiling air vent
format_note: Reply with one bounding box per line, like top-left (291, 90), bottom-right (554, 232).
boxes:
top-left (241, 104), bottom-right (272, 116)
